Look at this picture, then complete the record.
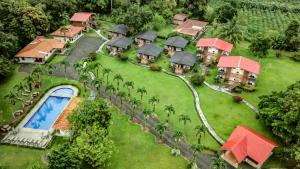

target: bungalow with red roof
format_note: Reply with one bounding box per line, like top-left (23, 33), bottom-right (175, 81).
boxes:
top-left (221, 125), bottom-right (278, 169)
top-left (197, 38), bottom-right (233, 65)
top-left (51, 25), bottom-right (84, 43)
top-left (71, 12), bottom-right (96, 31)
top-left (174, 19), bottom-right (208, 38)
top-left (217, 56), bottom-right (260, 87)
top-left (15, 36), bottom-right (66, 64)
top-left (173, 13), bottom-right (189, 25)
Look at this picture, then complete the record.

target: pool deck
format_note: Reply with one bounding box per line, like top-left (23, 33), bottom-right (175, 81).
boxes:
top-left (1, 85), bottom-right (79, 149)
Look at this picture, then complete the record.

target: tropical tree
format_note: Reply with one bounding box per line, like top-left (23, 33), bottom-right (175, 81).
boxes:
top-left (191, 144), bottom-right (203, 164)
top-left (113, 74), bottom-right (123, 90)
top-left (129, 97), bottom-right (140, 121)
top-left (4, 92), bottom-right (17, 105)
top-left (79, 73), bottom-right (89, 91)
top-left (45, 64), bottom-right (56, 84)
top-left (105, 84), bottom-right (116, 100)
top-left (179, 114), bottom-right (191, 126)
top-left (136, 87), bottom-right (147, 101)
top-left (73, 63), bottom-right (83, 72)
top-left (94, 62), bottom-right (102, 78)
top-left (61, 60), bottom-right (70, 78)
top-left (173, 130), bottom-right (184, 150)
top-left (25, 75), bottom-right (35, 92)
top-left (0, 57), bottom-right (14, 78)
top-left (32, 65), bottom-right (44, 80)
top-left (249, 34), bottom-right (272, 57)
top-left (155, 122), bottom-right (167, 142)
top-left (149, 96), bottom-right (159, 113)
top-left (211, 156), bottom-right (227, 169)
top-left (195, 124), bottom-right (206, 144)
top-left (164, 104), bottom-right (175, 124)
top-left (123, 81), bottom-right (134, 97)
top-left (142, 108), bottom-right (152, 130)
top-left (117, 91), bottom-right (126, 106)
top-left (102, 68), bottom-right (112, 86)
top-left (92, 78), bottom-right (103, 93)
top-left (60, 26), bottom-right (69, 42)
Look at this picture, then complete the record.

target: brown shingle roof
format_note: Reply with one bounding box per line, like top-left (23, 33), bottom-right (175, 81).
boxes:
top-left (51, 25), bottom-right (83, 38)
top-left (15, 36), bottom-right (66, 58)
top-left (175, 19), bottom-right (208, 37)
top-left (52, 97), bottom-right (80, 130)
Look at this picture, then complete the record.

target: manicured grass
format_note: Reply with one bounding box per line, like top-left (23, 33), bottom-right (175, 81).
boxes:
top-left (49, 55), bottom-right (66, 64)
top-left (96, 55), bottom-right (220, 150)
top-left (109, 108), bottom-right (187, 169)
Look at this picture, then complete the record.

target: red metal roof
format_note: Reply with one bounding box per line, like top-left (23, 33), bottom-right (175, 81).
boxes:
top-left (217, 56), bottom-right (261, 74)
top-left (197, 38), bottom-right (233, 53)
top-left (71, 12), bottom-right (95, 22)
top-left (221, 126), bottom-right (278, 166)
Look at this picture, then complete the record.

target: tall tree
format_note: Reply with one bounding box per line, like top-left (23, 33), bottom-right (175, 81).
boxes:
top-left (136, 87), bottom-right (147, 101)
top-left (195, 125), bottom-right (206, 144)
top-left (123, 81), bottom-right (134, 97)
top-left (215, 3), bottom-right (237, 23)
top-left (142, 108), bottom-right (152, 130)
top-left (129, 97), bottom-right (140, 121)
top-left (249, 34), bottom-right (272, 57)
top-left (173, 130), bottom-right (184, 150)
top-left (117, 91), bottom-right (126, 106)
top-left (184, 0), bottom-right (208, 19)
top-left (149, 96), bottom-right (160, 113)
top-left (0, 57), bottom-right (14, 79)
top-left (92, 78), bottom-right (103, 93)
top-left (102, 68), bottom-right (112, 85)
top-left (105, 84), bottom-right (116, 100)
top-left (156, 122), bottom-right (167, 141)
top-left (179, 114), bottom-right (191, 126)
top-left (164, 104), bottom-right (175, 124)
top-left (113, 74), bottom-right (123, 90)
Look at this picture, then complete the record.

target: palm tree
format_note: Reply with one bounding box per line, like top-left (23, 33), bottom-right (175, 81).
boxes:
top-left (191, 144), bottom-right (203, 163)
top-left (211, 157), bottom-right (227, 169)
top-left (142, 108), bottom-right (151, 130)
top-left (79, 73), bottom-right (89, 91)
top-left (25, 75), bottom-right (34, 92)
top-left (129, 97), bottom-right (140, 121)
top-left (32, 65), bottom-right (44, 80)
top-left (73, 62), bottom-right (82, 72)
top-left (45, 64), bottom-right (56, 84)
top-left (117, 91), bottom-right (126, 106)
top-left (136, 87), bottom-right (147, 101)
top-left (14, 83), bottom-right (25, 96)
top-left (94, 62), bottom-right (102, 78)
top-left (102, 68), bottom-right (112, 86)
top-left (113, 74), bottom-right (123, 90)
top-left (148, 96), bottom-right (159, 113)
top-left (4, 92), bottom-right (17, 105)
top-left (195, 124), bottom-right (206, 144)
top-left (92, 78), bottom-right (103, 93)
top-left (105, 84), bottom-right (116, 100)
top-left (179, 114), bottom-right (191, 132)
top-left (61, 60), bottom-right (70, 78)
top-left (164, 104), bottom-right (175, 124)
top-left (123, 81), bottom-right (134, 97)
top-left (173, 130), bottom-right (184, 149)
top-left (155, 122), bottom-right (167, 142)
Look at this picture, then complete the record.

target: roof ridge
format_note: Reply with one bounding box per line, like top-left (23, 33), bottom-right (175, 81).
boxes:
top-left (212, 38), bottom-right (217, 47)
top-left (237, 56), bottom-right (242, 68)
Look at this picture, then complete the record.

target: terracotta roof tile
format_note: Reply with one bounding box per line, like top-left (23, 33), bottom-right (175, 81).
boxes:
top-left (51, 25), bottom-right (83, 38)
top-left (71, 12), bottom-right (95, 22)
top-left (175, 19), bottom-right (208, 36)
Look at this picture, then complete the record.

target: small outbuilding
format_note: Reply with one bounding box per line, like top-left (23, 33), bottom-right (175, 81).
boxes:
top-left (135, 30), bottom-right (157, 47)
top-left (164, 36), bottom-right (189, 56)
top-left (51, 25), bottom-right (84, 43)
top-left (70, 12), bottom-right (96, 31)
top-left (137, 44), bottom-right (162, 64)
top-left (107, 36), bottom-right (132, 56)
top-left (170, 51), bottom-right (196, 74)
top-left (108, 24), bottom-right (129, 39)
top-left (197, 38), bottom-right (233, 65)
top-left (217, 56), bottom-right (260, 87)
top-left (221, 126), bottom-right (277, 169)
top-left (174, 19), bottom-right (208, 38)
top-left (173, 13), bottom-right (189, 25)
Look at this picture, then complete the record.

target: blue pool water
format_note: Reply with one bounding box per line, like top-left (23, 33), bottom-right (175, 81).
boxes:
top-left (24, 96), bottom-right (71, 130)
top-left (53, 88), bottom-right (74, 95)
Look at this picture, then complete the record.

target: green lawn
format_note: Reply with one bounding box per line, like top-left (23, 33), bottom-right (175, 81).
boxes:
top-left (49, 55), bottom-right (66, 64)
top-left (96, 55), bottom-right (220, 150)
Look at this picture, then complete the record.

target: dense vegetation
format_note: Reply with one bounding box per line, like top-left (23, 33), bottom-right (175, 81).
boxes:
top-left (258, 81), bottom-right (300, 167)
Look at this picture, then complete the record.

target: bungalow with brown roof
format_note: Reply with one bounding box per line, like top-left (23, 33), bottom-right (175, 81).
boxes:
top-left (15, 36), bottom-right (66, 64)
top-left (164, 36), bottom-right (189, 56)
top-left (170, 51), bottom-right (196, 74)
top-left (174, 19), bottom-right (208, 38)
top-left (217, 56), bottom-right (260, 88)
top-left (51, 25), bottom-right (84, 43)
top-left (135, 30), bottom-right (157, 47)
top-left (70, 12), bottom-right (96, 31)
top-left (137, 44), bottom-right (162, 64)
top-left (108, 24), bottom-right (129, 39)
top-left (197, 38), bottom-right (233, 65)
top-left (173, 13), bottom-right (189, 25)
top-left (107, 36), bottom-right (132, 56)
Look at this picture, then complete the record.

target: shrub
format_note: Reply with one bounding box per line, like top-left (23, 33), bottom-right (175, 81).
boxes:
top-left (275, 51), bottom-right (282, 58)
top-left (232, 95), bottom-right (243, 103)
top-left (241, 85), bottom-right (256, 92)
top-left (190, 74), bottom-right (205, 86)
top-left (150, 65), bottom-right (161, 71)
top-left (119, 55), bottom-right (128, 61)
top-left (291, 52), bottom-right (300, 62)
top-left (87, 52), bottom-right (97, 61)
top-left (233, 87), bottom-right (243, 93)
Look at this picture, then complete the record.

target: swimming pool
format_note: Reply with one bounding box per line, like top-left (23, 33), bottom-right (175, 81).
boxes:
top-left (23, 86), bottom-right (78, 130)
top-left (24, 96), bottom-right (71, 130)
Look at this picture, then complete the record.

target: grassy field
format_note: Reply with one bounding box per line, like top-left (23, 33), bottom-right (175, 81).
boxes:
top-left (96, 55), bottom-right (220, 150)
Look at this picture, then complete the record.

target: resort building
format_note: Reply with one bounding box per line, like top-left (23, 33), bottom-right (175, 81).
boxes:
top-left (174, 19), bottom-right (208, 38)
top-left (70, 12), bottom-right (96, 31)
top-left (197, 38), bottom-right (233, 65)
top-left (135, 30), bottom-right (157, 47)
top-left (108, 24), bottom-right (129, 39)
top-left (217, 56), bottom-right (260, 87)
top-left (51, 25), bottom-right (84, 43)
top-left (164, 36), bottom-right (189, 56)
top-left (15, 36), bottom-right (66, 64)
top-left (173, 13), bottom-right (189, 25)
top-left (137, 44), bottom-right (162, 64)
top-left (107, 36), bottom-right (132, 56)
top-left (221, 125), bottom-right (278, 169)
top-left (170, 51), bottom-right (196, 74)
